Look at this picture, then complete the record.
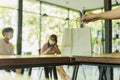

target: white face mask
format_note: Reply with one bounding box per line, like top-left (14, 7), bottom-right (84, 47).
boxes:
top-left (8, 33), bottom-right (13, 39)
top-left (49, 40), bottom-right (55, 45)
top-left (6, 32), bottom-right (13, 39)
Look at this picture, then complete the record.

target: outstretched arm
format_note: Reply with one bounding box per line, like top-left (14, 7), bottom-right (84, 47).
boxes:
top-left (82, 7), bottom-right (120, 23)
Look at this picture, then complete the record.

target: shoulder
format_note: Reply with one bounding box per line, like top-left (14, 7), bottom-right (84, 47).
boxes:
top-left (42, 43), bottom-right (48, 48)
top-left (43, 43), bottom-right (48, 46)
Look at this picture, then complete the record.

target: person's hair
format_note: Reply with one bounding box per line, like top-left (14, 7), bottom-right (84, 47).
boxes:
top-left (50, 34), bottom-right (57, 43)
top-left (48, 34), bottom-right (57, 47)
top-left (2, 27), bottom-right (14, 36)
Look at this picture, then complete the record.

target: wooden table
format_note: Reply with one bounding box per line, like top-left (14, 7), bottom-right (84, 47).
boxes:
top-left (1, 53), bottom-right (120, 80)
top-left (0, 55), bottom-right (71, 69)
top-left (72, 53), bottom-right (120, 80)
top-left (0, 54), bottom-right (73, 80)
top-left (0, 55), bottom-right (72, 80)
top-left (74, 53), bottom-right (120, 65)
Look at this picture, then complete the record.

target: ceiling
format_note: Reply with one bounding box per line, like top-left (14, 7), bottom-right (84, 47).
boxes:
top-left (41, 0), bottom-right (120, 11)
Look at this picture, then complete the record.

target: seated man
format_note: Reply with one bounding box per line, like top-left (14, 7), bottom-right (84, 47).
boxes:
top-left (0, 27), bottom-right (14, 55)
top-left (0, 27), bottom-right (15, 72)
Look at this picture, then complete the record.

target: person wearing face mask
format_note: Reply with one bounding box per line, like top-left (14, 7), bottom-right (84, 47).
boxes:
top-left (41, 34), bottom-right (61, 55)
top-left (41, 34), bottom-right (71, 80)
top-left (0, 27), bottom-right (16, 72)
top-left (0, 27), bottom-right (14, 55)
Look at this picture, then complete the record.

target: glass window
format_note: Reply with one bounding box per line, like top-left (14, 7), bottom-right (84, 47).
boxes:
top-left (85, 9), bottom-right (103, 51)
top-left (22, 0), bottom-right (40, 55)
top-left (112, 6), bottom-right (120, 52)
top-left (23, 0), bottom-right (40, 13)
top-left (41, 3), bottom-right (68, 49)
top-left (69, 20), bottom-right (80, 28)
top-left (22, 12), bottom-right (40, 55)
top-left (0, 0), bottom-right (18, 9)
top-left (0, 7), bottom-right (18, 53)
top-left (41, 3), bottom-right (68, 18)
top-left (69, 10), bottom-right (80, 28)
top-left (69, 10), bottom-right (80, 20)
top-left (41, 17), bottom-right (67, 49)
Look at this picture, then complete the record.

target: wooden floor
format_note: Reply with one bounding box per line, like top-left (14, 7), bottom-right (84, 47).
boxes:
top-left (0, 66), bottom-right (120, 80)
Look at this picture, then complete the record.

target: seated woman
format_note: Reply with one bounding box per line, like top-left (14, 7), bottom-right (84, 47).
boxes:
top-left (41, 34), bottom-right (71, 80)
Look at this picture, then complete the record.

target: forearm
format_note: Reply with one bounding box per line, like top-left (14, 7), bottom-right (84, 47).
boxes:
top-left (97, 8), bottom-right (120, 20)
top-left (41, 50), bottom-right (49, 55)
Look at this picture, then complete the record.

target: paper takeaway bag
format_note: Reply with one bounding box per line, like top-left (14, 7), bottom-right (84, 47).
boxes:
top-left (61, 28), bottom-right (92, 56)
top-left (61, 28), bottom-right (72, 56)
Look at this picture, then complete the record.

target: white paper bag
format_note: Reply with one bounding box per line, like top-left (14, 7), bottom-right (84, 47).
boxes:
top-left (61, 28), bottom-right (72, 56)
top-left (72, 28), bottom-right (92, 56)
top-left (61, 28), bottom-right (92, 56)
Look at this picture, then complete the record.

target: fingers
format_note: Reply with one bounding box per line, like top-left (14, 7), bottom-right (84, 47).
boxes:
top-left (82, 13), bottom-right (97, 23)
top-left (82, 14), bottom-right (90, 23)
top-left (47, 47), bottom-right (50, 50)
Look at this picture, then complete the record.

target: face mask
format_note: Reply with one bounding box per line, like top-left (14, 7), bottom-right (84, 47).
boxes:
top-left (8, 34), bottom-right (13, 39)
top-left (7, 32), bottom-right (13, 39)
top-left (49, 40), bottom-right (55, 45)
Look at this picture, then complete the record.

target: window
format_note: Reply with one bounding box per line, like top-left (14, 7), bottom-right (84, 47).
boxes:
top-left (85, 9), bottom-right (103, 49)
top-left (69, 10), bottom-right (80, 28)
top-left (41, 3), bottom-right (67, 18)
top-left (0, 1), bottom-right (18, 54)
top-left (22, 0), bottom-right (40, 55)
top-left (0, 0), bottom-right (18, 9)
top-left (41, 3), bottom-right (68, 49)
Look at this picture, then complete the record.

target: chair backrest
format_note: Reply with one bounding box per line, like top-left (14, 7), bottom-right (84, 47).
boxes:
top-left (39, 49), bottom-right (41, 55)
